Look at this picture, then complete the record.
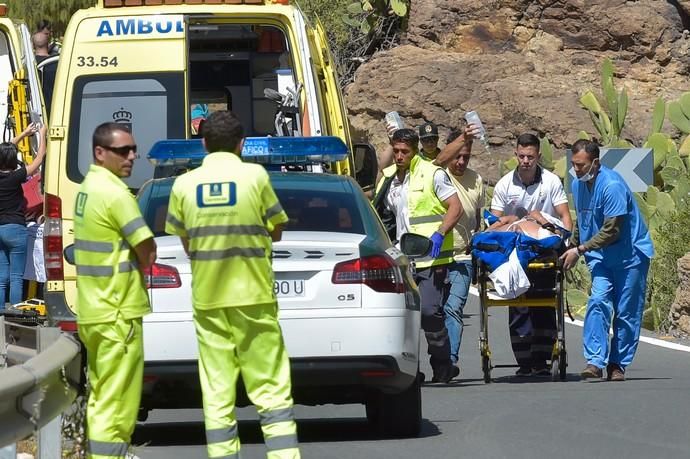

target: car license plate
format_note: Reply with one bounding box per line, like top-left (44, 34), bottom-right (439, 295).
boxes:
top-left (274, 280), bottom-right (305, 298)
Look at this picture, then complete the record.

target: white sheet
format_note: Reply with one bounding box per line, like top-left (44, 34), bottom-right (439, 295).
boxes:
top-left (488, 247), bottom-right (530, 299)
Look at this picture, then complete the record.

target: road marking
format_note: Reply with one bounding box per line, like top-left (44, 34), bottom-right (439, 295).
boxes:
top-left (565, 148), bottom-right (653, 192)
top-left (469, 286), bottom-right (690, 353)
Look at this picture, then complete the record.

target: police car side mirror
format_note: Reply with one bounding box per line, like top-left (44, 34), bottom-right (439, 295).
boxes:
top-left (64, 244), bottom-right (75, 265)
top-left (400, 233), bottom-right (432, 258)
top-left (353, 143), bottom-right (377, 192)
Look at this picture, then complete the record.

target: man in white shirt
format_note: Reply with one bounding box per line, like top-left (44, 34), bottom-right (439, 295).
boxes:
top-left (373, 128), bottom-right (463, 383)
top-left (490, 133), bottom-right (572, 376)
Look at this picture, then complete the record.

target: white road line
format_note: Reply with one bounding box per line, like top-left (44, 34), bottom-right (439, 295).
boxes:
top-left (469, 287), bottom-right (690, 353)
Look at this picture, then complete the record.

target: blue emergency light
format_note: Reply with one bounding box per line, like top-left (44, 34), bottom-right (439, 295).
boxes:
top-left (147, 139), bottom-right (206, 167)
top-left (147, 136), bottom-right (348, 168)
top-left (241, 136), bottom-right (348, 164)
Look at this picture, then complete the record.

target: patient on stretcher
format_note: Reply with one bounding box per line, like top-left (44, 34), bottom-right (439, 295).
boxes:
top-left (487, 210), bottom-right (565, 240)
top-left (473, 210), bottom-right (566, 299)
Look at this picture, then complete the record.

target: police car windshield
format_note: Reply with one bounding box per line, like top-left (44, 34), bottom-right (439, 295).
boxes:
top-left (137, 178), bottom-right (365, 236)
top-left (275, 189), bottom-right (364, 234)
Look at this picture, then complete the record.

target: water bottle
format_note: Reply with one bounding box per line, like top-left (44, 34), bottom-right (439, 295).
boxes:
top-left (464, 110), bottom-right (490, 151)
top-left (385, 111), bottom-right (405, 131)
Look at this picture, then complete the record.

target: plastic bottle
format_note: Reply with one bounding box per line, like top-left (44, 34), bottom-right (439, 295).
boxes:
top-left (464, 110), bottom-right (490, 151)
top-left (385, 111), bottom-right (405, 131)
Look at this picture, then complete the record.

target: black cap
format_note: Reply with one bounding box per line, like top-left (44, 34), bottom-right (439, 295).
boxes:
top-left (418, 122), bottom-right (439, 139)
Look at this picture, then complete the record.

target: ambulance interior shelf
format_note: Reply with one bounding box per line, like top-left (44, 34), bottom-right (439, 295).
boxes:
top-left (188, 23), bottom-right (295, 137)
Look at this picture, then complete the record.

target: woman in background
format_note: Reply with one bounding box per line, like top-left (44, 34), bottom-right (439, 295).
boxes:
top-left (0, 123), bottom-right (47, 307)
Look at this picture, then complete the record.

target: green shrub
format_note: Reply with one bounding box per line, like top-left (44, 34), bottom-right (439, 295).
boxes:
top-left (296, 0), bottom-right (353, 48)
top-left (7, 0), bottom-right (95, 37)
top-left (647, 201), bottom-right (690, 331)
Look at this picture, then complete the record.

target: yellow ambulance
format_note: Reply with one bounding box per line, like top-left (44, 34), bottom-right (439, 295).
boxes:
top-left (0, 4), bottom-right (46, 160)
top-left (43, 0), bottom-right (377, 326)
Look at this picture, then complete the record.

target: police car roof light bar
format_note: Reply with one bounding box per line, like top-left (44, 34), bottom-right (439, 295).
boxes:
top-left (241, 136), bottom-right (348, 164)
top-left (147, 139), bottom-right (206, 167)
top-left (147, 136), bottom-right (348, 168)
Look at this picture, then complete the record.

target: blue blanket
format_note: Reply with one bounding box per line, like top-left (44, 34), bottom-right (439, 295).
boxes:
top-left (472, 231), bottom-right (562, 272)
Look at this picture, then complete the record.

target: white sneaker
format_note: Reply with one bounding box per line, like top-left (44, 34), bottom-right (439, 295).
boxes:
top-left (125, 453), bottom-right (141, 459)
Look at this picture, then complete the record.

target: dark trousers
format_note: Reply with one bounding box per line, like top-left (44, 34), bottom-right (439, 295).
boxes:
top-left (415, 265), bottom-right (452, 371)
top-left (509, 307), bottom-right (556, 368)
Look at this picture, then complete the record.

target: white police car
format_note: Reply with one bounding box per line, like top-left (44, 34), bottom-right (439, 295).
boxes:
top-left (136, 137), bottom-right (422, 437)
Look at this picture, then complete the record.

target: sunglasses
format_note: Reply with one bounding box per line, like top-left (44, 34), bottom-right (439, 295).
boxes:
top-left (100, 144), bottom-right (137, 156)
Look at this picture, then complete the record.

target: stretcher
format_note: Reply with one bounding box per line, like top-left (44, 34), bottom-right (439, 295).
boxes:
top-left (471, 227), bottom-right (568, 383)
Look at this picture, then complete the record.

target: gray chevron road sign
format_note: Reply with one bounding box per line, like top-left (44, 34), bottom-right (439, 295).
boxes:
top-left (565, 148), bottom-right (653, 192)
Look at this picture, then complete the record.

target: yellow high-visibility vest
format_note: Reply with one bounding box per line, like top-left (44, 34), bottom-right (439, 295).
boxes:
top-left (74, 165), bottom-right (153, 324)
top-left (375, 155), bottom-right (454, 268)
top-left (166, 152), bottom-right (288, 310)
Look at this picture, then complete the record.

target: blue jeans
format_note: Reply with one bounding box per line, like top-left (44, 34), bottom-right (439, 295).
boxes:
top-left (444, 260), bottom-right (473, 364)
top-left (0, 223), bottom-right (28, 307)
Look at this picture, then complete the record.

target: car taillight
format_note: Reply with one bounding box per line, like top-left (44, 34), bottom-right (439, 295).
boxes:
top-left (58, 321), bottom-right (78, 332)
top-left (44, 193), bottom-right (64, 281)
top-left (332, 254), bottom-right (404, 293)
top-left (146, 263), bottom-right (181, 289)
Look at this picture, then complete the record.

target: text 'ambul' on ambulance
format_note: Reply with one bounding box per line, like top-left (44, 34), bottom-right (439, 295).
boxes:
top-left (43, 0), bottom-right (378, 328)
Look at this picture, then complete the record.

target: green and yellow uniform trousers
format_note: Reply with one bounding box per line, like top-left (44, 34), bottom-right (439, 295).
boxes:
top-left (195, 303), bottom-right (300, 459)
top-left (79, 317), bottom-right (143, 459)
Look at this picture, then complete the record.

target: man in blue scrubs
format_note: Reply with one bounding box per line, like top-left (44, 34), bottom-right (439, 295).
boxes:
top-left (561, 140), bottom-right (654, 381)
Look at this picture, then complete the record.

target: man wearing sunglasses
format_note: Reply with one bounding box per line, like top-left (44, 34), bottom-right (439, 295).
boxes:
top-left (74, 122), bottom-right (156, 459)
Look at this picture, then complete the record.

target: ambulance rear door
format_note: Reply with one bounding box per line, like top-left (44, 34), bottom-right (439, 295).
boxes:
top-left (53, 13), bottom-right (189, 312)
top-left (17, 23), bottom-right (45, 126)
top-left (58, 14), bottom-right (189, 201)
top-left (304, 19), bottom-right (353, 176)
top-left (0, 19), bottom-right (18, 143)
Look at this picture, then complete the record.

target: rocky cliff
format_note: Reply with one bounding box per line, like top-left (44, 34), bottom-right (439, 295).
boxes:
top-left (345, 0), bottom-right (690, 182)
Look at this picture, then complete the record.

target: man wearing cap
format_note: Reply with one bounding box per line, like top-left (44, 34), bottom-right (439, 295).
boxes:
top-left (418, 122), bottom-right (441, 161)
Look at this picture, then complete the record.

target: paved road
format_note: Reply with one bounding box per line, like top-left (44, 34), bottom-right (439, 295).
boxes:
top-left (134, 294), bottom-right (690, 459)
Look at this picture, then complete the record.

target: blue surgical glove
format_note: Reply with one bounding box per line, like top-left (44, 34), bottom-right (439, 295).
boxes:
top-left (429, 232), bottom-right (444, 258)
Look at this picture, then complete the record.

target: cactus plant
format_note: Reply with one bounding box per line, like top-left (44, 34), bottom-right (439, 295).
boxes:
top-left (670, 176), bottom-right (690, 207)
top-left (668, 98), bottom-right (690, 134)
top-left (643, 186), bottom-right (676, 231)
top-left (644, 133), bottom-right (671, 170)
top-left (389, 0), bottom-right (407, 15)
top-left (553, 157), bottom-right (566, 179)
top-left (579, 58), bottom-right (631, 147)
top-left (344, 0), bottom-right (408, 34)
top-left (650, 97), bottom-right (666, 135)
top-left (539, 137), bottom-right (554, 170)
top-left (679, 135), bottom-right (690, 157)
top-left (659, 154), bottom-right (687, 190)
top-left (500, 157), bottom-right (518, 177)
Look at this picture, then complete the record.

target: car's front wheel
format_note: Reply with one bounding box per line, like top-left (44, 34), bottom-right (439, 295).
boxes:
top-left (365, 372), bottom-right (422, 438)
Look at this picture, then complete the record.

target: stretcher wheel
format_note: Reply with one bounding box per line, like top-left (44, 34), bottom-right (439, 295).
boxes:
top-left (482, 355), bottom-right (491, 383)
top-left (551, 350), bottom-right (567, 381)
top-left (551, 358), bottom-right (560, 382)
top-left (559, 349), bottom-right (567, 380)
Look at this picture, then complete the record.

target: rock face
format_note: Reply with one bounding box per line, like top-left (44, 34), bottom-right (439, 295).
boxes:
top-left (670, 253), bottom-right (690, 336)
top-left (345, 0), bottom-right (690, 182)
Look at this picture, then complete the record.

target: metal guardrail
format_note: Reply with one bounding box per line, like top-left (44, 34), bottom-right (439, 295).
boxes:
top-left (0, 316), bottom-right (82, 449)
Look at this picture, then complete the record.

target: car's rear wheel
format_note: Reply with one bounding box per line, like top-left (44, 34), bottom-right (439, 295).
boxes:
top-left (365, 373), bottom-right (422, 438)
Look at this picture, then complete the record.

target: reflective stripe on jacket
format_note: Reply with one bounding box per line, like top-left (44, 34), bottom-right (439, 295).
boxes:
top-left (74, 165), bottom-right (153, 324)
top-left (165, 152), bottom-right (289, 310)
